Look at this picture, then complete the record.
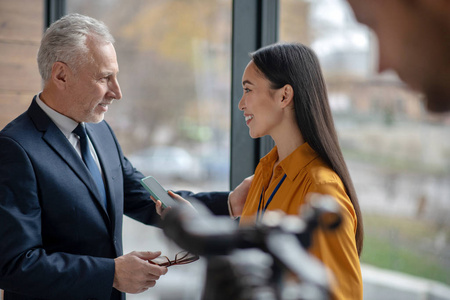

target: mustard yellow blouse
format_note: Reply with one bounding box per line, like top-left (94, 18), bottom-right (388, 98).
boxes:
top-left (240, 143), bottom-right (362, 300)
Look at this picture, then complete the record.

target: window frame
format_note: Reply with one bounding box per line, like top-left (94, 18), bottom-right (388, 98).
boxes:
top-left (230, 0), bottom-right (279, 188)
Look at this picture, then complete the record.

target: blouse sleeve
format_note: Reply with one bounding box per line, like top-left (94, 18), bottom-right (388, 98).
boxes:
top-left (307, 178), bottom-right (363, 300)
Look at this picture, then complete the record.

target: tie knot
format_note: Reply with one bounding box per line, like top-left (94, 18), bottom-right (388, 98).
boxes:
top-left (73, 123), bottom-right (87, 138)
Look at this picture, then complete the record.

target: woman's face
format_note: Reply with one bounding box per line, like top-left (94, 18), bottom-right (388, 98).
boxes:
top-left (238, 61), bottom-right (284, 139)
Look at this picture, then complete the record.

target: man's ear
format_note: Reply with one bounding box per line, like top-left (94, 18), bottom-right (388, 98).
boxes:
top-left (280, 84), bottom-right (294, 108)
top-left (51, 62), bottom-right (70, 90)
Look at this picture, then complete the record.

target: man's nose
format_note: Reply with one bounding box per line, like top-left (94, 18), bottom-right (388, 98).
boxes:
top-left (110, 77), bottom-right (122, 100)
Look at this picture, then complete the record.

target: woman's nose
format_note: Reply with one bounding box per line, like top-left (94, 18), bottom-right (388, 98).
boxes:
top-left (238, 96), bottom-right (245, 111)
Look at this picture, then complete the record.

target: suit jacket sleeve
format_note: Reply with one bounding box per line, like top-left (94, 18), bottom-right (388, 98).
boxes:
top-left (0, 136), bottom-right (115, 300)
top-left (103, 121), bottom-right (229, 222)
top-left (120, 157), bottom-right (230, 222)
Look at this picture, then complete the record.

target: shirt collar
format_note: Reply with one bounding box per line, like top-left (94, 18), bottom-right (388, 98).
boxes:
top-left (260, 143), bottom-right (320, 182)
top-left (36, 94), bottom-right (79, 138)
top-left (280, 143), bottom-right (319, 181)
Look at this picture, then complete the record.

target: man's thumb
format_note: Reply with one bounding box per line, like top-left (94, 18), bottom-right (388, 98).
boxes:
top-left (136, 250), bottom-right (162, 260)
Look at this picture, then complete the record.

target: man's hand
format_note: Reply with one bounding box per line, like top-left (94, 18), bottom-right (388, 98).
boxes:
top-left (228, 175), bottom-right (254, 217)
top-left (113, 251), bottom-right (168, 294)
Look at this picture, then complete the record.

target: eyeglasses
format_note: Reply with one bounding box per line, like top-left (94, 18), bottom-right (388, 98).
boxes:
top-left (149, 250), bottom-right (199, 267)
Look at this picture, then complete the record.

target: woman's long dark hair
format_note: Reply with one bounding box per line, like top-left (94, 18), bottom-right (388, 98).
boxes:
top-left (251, 43), bottom-right (364, 256)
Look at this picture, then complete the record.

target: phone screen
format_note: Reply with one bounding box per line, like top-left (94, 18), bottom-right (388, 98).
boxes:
top-left (140, 176), bottom-right (179, 208)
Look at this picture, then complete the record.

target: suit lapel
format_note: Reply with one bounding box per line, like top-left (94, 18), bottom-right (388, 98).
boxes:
top-left (86, 124), bottom-right (116, 227)
top-left (43, 126), bottom-right (109, 213)
top-left (28, 98), bottom-right (110, 219)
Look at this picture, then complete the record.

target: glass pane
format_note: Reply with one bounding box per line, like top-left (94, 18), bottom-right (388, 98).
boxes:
top-left (67, 1), bottom-right (231, 299)
top-left (281, 0), bottom-right (450, 291)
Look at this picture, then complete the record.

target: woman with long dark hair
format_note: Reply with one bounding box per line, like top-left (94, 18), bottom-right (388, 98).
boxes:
top-left (238, 43), bottom-right (363, 299)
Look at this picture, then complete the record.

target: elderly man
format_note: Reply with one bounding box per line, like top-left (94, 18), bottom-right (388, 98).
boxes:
top-left (346, 0), bottom-right (450, 113)
top-left (0, 13), bottom-right (249, 300)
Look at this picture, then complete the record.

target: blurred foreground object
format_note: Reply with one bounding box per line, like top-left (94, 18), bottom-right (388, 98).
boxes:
top-left (162, 194), bottom-right (342, 300)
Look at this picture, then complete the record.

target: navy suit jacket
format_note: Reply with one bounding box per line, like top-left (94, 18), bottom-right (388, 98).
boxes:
top-left (0, 97), bottom-right (228, 300)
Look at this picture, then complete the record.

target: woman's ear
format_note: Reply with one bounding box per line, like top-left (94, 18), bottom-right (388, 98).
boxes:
top-left (280, 84), bottom-right (294, 108)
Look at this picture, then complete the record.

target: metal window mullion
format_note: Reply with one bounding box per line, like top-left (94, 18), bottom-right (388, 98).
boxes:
top-left (45, 0), bottom-right (67, 29)
top-left (230, 0), bottom-right (279, 189)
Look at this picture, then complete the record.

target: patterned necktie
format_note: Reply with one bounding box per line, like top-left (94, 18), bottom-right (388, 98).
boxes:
top-left (73, 124), bottom-right (107, 208)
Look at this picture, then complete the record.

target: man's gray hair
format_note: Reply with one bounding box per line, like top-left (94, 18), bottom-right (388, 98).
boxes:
top-left (37, 13), bottom-right (115, 82)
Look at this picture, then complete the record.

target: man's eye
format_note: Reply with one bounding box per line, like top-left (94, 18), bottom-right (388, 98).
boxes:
top-left (244, 88), bottom-right (251, 93)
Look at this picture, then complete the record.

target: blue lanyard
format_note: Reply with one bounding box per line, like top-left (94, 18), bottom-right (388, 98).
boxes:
top-left (256, 173), bottom-right (287, 222)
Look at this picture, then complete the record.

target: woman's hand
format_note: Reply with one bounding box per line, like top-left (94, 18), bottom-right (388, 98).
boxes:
top-left (151, 191), bottom-right (195, 219)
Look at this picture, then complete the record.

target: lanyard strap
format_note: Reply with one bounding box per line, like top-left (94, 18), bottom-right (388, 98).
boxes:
top-left (256, 173), bottom-right (287, 221)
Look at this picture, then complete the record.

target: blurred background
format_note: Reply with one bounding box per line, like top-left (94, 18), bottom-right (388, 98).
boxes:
top-left (1, 0), bottom-right (450, 299)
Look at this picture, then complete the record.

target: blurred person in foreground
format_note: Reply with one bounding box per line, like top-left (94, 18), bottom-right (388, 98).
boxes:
top-left (0, 13), bottom-right (250, 300)
top-left (346, 0), bottom-right (450, 113)
top-left (238, 43), bottom-right (364, 300)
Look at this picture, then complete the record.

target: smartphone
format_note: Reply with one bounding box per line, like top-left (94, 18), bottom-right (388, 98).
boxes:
top-left (140, 176), bottom-right (179, 208)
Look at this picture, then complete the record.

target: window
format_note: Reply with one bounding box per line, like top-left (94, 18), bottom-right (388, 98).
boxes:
top-left (4, 1), bottom-right (448, 298)
top-left (67, 0), bottom-right (231, 191)
top-left (67, 1), bottom-right (232, 299)
top-left (280, 0), bottom-right (450, 286)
